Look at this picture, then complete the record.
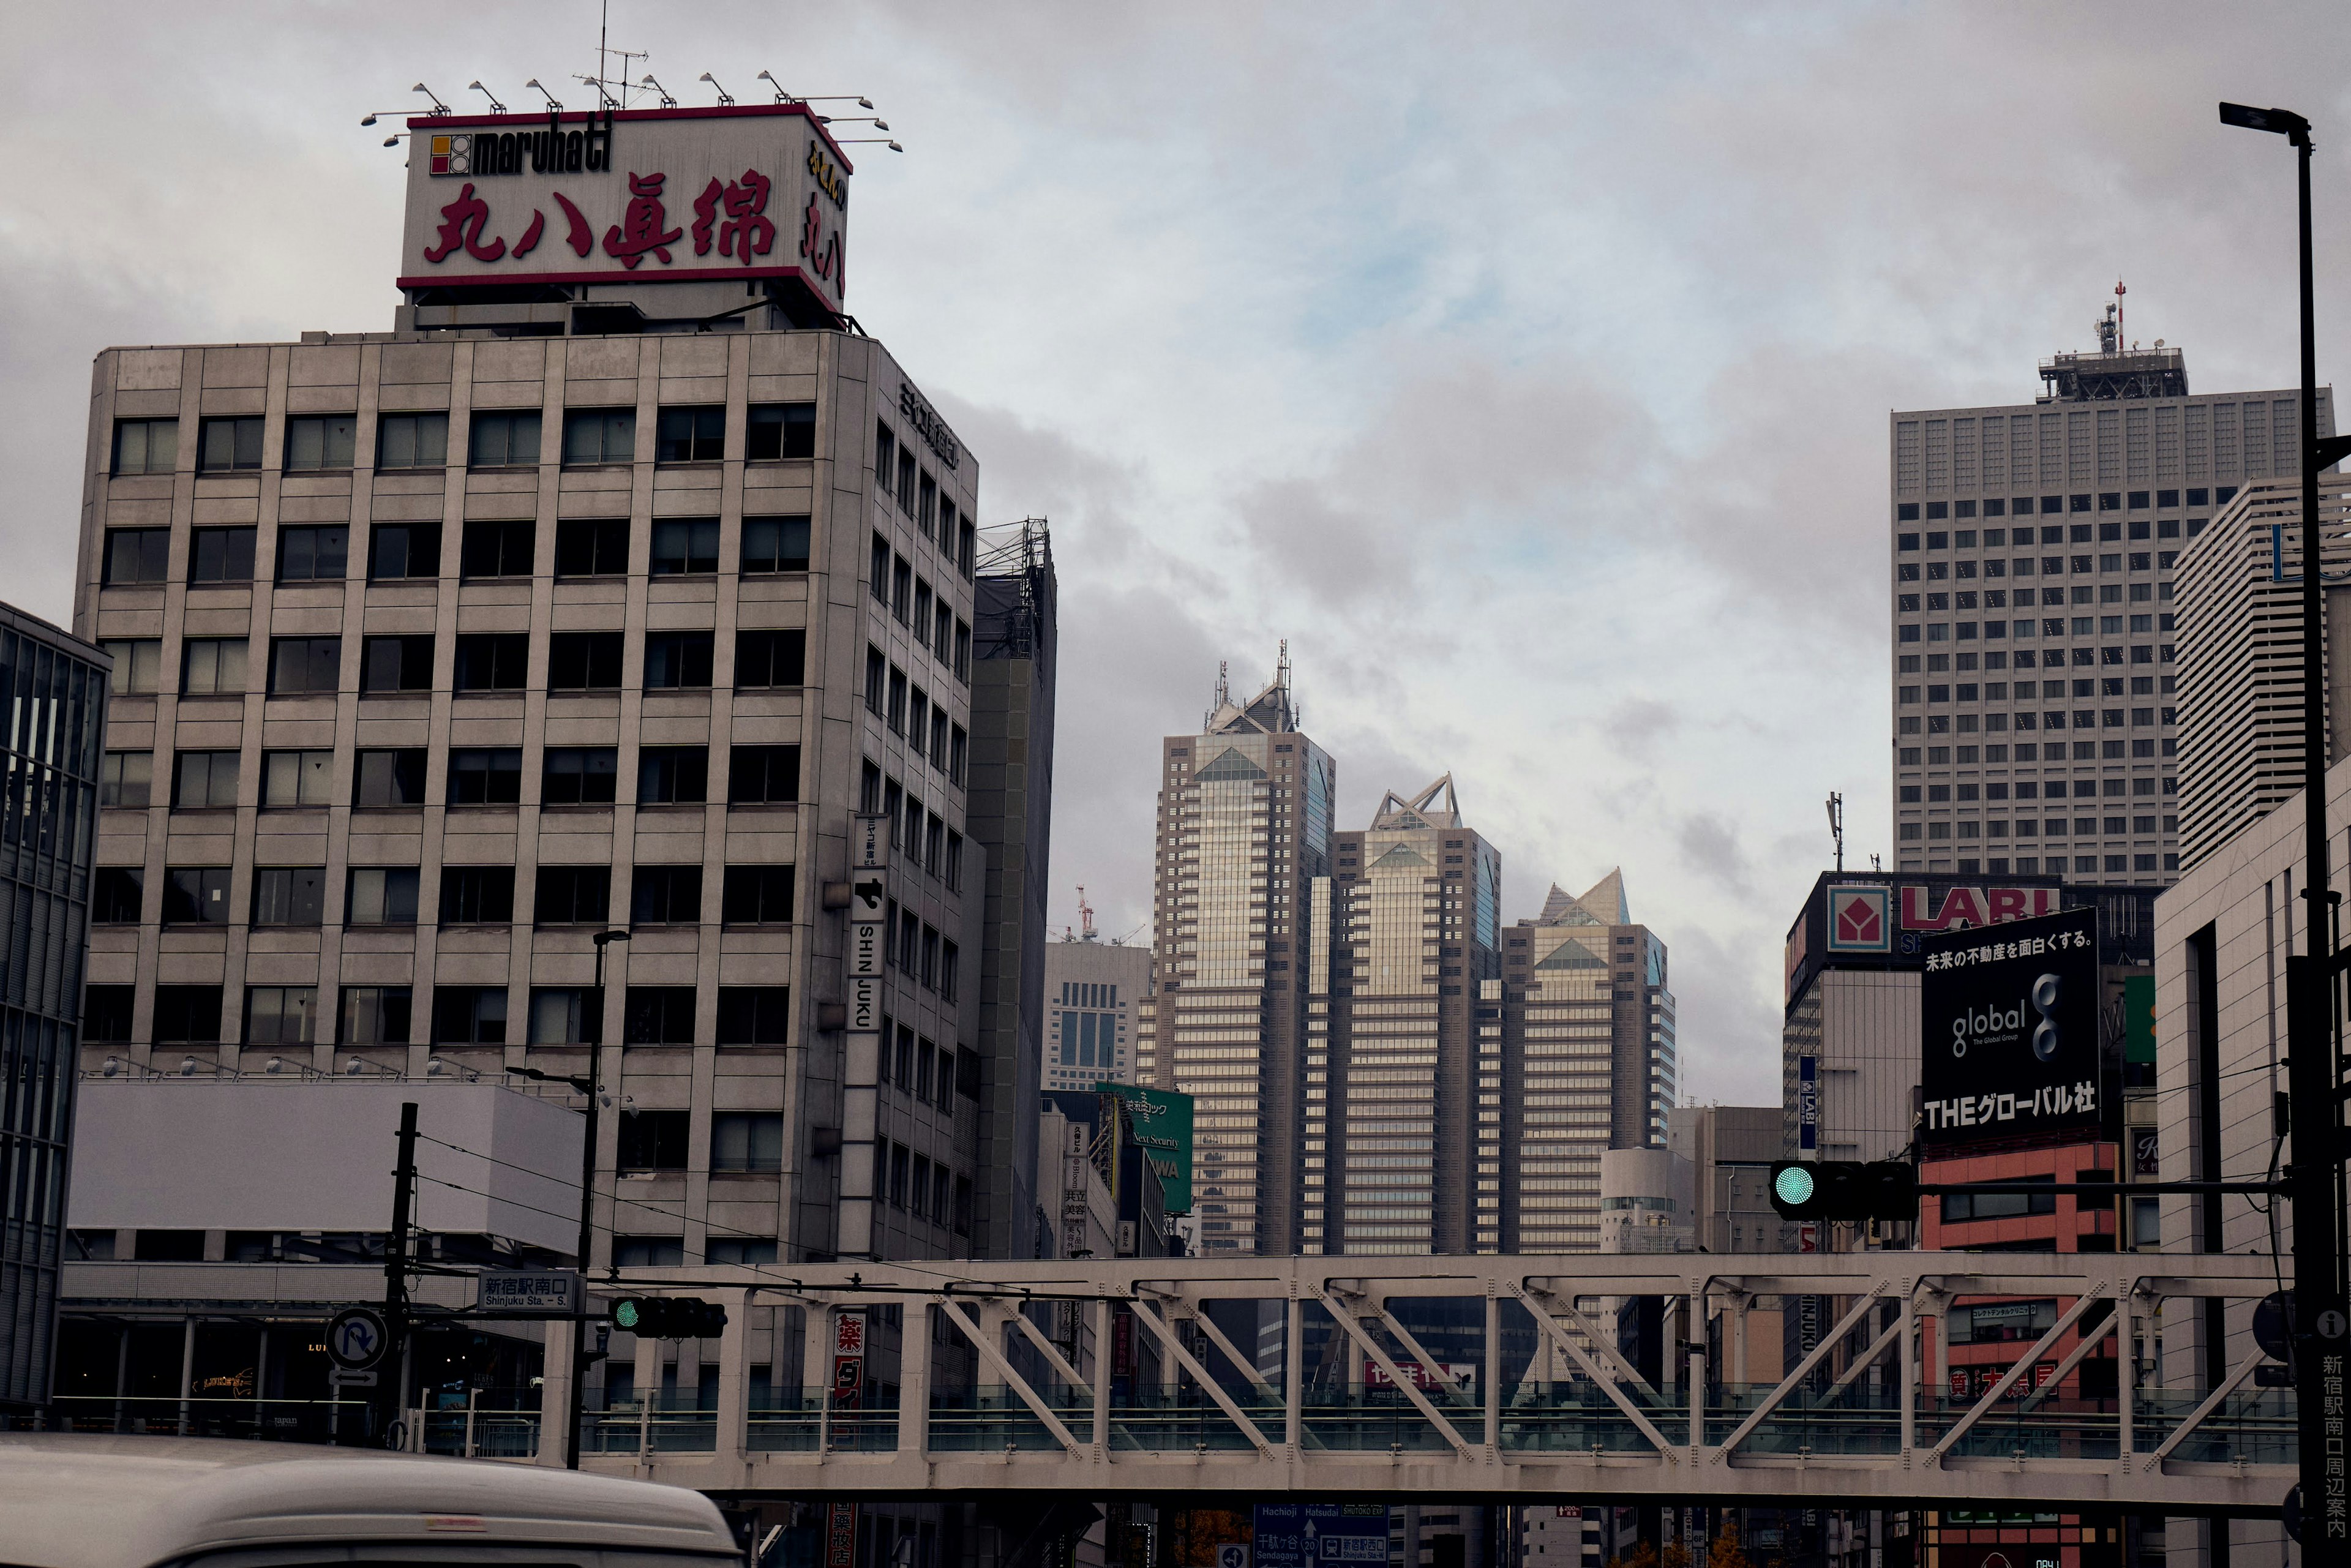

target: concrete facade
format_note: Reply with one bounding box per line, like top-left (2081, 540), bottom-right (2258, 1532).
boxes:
top-left (1041, 934), bottom-right (1149, 1094)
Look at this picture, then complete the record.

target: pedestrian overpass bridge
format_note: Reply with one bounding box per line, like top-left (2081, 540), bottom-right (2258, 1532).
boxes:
top-left (533, 1251), bottom-right (2292, 1518)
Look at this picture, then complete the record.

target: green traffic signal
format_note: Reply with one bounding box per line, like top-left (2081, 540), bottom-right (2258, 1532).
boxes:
top-left (1774, 1164), bottom-right (1817, 1209)
top-left (1769, 1159), bottom-right (1916, 1223)
top-left (612, 1299), bottom-right (642, 1331)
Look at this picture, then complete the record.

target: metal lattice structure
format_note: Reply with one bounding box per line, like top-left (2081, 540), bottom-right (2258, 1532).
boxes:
top-left (541, 1251), bottom-right (2293, 1514)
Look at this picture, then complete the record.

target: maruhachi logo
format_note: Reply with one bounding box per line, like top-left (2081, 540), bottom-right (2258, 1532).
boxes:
top-left (1950, 973), bottom-right (2064, 1062)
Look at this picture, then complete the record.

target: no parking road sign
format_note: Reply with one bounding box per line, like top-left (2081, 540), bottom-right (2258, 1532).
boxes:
top-left (326, 1307), bottom-right (390, 1371)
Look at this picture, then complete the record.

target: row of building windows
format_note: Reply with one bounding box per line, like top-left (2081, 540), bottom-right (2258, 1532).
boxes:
top-left (1899, 816), bottom-right (2170, 838)
top-left (871, 422), bottom-right (973, 580)
top-left (109, 405), bottom-right (819, 479)
top-left (1899, 549), bottom-right (2179, 577)
top-left (1894, 487), bottom-right (2235, 522)
top-left (93, 861), bottom-right (802, 929)
top-left (1902, 680), bottom-right (2168, 705)
top-left (1898, 654), bottom-right (2176, 684)
top-left (1902, 593), bottom-right (2169, 617)
top-left (99, 742), bottom-right (830, 809)
top-left (868, 534), bottom-right (972, 672)
top-left (1902, 524), bottom-right (2192, 551)
top-left (86, 980), bottom-right (795, 1048)
top-left (1901, 776), bottom-right (2172, 803)
top-left (1898, 626), bottom-right (2170, 655)
top-left (1897, 743), bottom-right (2174, 767)
top-left (1898, 710), bottom-right (2172, 733)
top-left (102, 516), bottom-right (816, 588)
top-left (863, 647), bottom-right (967, 773)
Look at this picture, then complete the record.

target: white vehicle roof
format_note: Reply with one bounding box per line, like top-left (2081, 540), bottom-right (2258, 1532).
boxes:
top-left (0, 1433), bottom-right (738, 1568)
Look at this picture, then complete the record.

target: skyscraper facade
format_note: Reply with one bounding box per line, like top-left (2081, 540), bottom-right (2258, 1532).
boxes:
top-left (1496, 874), bottom-right (1675, 1252)
top-left (1041, 931), bottom-right (1150, 1092)
top-left (1889, 319), bottom-right (2323, 885)
top-left (1148, 659), bottom-right (1333, 1255)
top-left (1303, 776), bottom-right (1501, 1255)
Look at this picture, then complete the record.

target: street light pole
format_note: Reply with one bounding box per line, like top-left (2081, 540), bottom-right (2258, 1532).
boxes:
top-left (2221, 99), bottom-right (2351, 1552)
top-left (564, 929), bottom-right (629, 1468)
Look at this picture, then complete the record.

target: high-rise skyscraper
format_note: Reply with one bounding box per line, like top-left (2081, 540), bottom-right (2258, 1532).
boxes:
top-left (1147, 656), bottom-right (1333, 1255)
top-left (1497, 874), bottom-right (1675, 1252)
top-left (1303, 776), bottom-right (1501, 1256)
top-left (1888, 304), bottom-right (2324, 885)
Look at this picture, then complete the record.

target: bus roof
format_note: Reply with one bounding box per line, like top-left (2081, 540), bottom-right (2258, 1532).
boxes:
top-left (0, 1433), bottom-right (738, 1568)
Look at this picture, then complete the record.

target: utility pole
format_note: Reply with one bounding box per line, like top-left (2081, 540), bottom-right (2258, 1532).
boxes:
top-left (383, 1100), bottom-right (419, 1447)
top-left (2221, 99), bottom-right (2351, 1553)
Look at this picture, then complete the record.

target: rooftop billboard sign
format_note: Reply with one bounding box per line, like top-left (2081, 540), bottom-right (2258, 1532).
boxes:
top-left (398, 104), bottom-right (850, 315)
top-left (1919, 905), bottom-right (2110, 1151)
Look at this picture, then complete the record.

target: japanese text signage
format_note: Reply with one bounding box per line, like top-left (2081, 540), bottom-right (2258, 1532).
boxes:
top-left (1920, 906), bottom-right (2107, 1150)
top-left (400, 105), bottom-right (850, 315)
top-left (476, 1270), bottom-right (581, 1314)
top-left (847, 816), bottom-right (888, 1035)
top-left (1251, 1505), bottom-right (1390, 1568)
top-left (1097, 1082), bottom-right (1194, 1212)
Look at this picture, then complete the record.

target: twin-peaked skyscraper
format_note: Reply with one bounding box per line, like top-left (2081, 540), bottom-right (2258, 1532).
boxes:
top-left (1142, 658), bottom-right (1676, 1257)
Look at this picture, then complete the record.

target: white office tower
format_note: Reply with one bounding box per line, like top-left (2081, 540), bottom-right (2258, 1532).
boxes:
top-left (1041, 899), bottom-right (1151, 1092)
top-left (1889, 298), bottom-right (2324, 886)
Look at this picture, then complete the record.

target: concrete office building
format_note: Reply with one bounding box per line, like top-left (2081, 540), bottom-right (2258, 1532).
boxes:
top-left (0, 607), bottom-right (110, 1412)
top-left (2172, 471), bottom-right (2351, 874)
top-left (1889, 310), bottom-right (2324, 886)
top-left (68, 103), bottom-right (1041, 1340)
top-left (1664, 1103), bottom-right (1782, 1255)
top-left (1303, 775), bottom-right (1501, 1256)
top-left (1148, 656), bottom-right (1335, 1256)
top-left (1042, 924), bottom-right (1150, 1093)
top-left (1495, 874), bottom-right (1675, 1253)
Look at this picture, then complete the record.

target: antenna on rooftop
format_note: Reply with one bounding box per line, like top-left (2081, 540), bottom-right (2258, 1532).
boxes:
top-left (1078, 887), bottom-right (1097, 942)
top-left (2115, 279), bottom-right (2127, 353)
top-left (1826, 790), bottom-right (1845, 873)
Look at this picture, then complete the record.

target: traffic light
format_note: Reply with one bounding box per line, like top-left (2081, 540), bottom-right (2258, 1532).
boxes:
top-left (1768, 1160), bottom-right (1918, 1223)
top-left (608, 1296), bottom-right (729, 1338)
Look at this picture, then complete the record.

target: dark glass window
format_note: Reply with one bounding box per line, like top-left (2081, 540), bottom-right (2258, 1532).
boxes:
top-left (189, 527), bottom-right (258, 583)
top-left (637, 746), bottom-right (708, 805)
top-left (268, 636), bottom-right (340, 694)
top-left (284, 415), bottom-right (358, 471)
top-left (746, 403), bottom-right (816, 460)
top-left (618, 1110), bottom-right (691, 1171)
top-left (542, 746), bottom-right (618, 805)
top-left (369, 522), bottom-right (441, 580)
top-left (650, 518), bottom-right (719, 575)
top-left (162, 867), bottom-right (232, 925)
top-left (261, 749), bottom-right (333, 806)
top-left (721, 865), bottom-right (795, 925)
top-left (198, 416), bottom-right (264, 471)
top-left (741, 514), bottom-right (811, 572)
top-left (554, 517), bottom-right (629, 577)
top-left (439, 865), bottom-right (516, 923)
top-left (717, 988), bottom-right (791, 1046)
top-left (84, 984), bottom-right (135, 1041)
top-left (154, 984), bottom-right (225, 1042)
top-left (870, 533), bottom-right (891, 602)
top-left (459, 518), bottom-right (534, 579)
top-left (561, 408), bottom-right (635, 465)
top-left (875, 423), bottom-right (894, 488)
top-left (735, 629), bottom-right (806, 688)
top-left (342, 987), bottom-right (413, 1047)
top-left (711, 1109), bottom-right (786, 1166)
top-left (447, 748), bottom-right (523, 805)
top-left (535, 865), bottom-right (611, 925)
top-left (643, 631), bottom-right (714, 689)
top-left (631, 864), bottom-right (703, 925)
top-left (360, 634), bottom-right (433, 694)
top-left (432, 986), bottom-right (508, 1045)
top-left (452, 632), bottom-right (529, 691)
top-left (276, 525), bottom-right (348, 582)
top-left (92, 868), bottom-right (143, 924)
top-left (353, 748), bottom-right (428, 807)
top-left (728, 745), bottom-right (801, 805)
top-left (112, 419), bottom-right (179, 476)
top-left (377, 412), bottom-right (449, 470)
top-left (624, 986), bottom-right (698, 1045)
top-left (346, 867), bottom-right (420, 925)
top-left (654, 405), bottom-right (726, 462)
top-left (102, 528), bottom-right (171, 585)
top-left (251, 866), bottom-right (328, 926)
top-left (173, 750), bottom-right (240, 808)
top-left (468, 411), bottom-right (542, 467)
top-left (547, 631), bottom-right (623, 690)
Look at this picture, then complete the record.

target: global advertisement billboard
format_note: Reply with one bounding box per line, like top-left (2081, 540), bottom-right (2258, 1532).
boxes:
top-left (1919, 905), bottom-right (2107, 1151)
top-left (1100, 1082), bottom-right (1194, 1213)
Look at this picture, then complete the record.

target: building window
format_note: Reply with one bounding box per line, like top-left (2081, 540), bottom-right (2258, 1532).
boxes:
top-left (468, 411), bottom-right (542, 468)
top-left (542, 747), bottom-right (620, 806)
top-left (284, 415), bottom-right (358, 471)
top-left (735, 629), bottom-right (806, 689)
top-left (84, 985), bottom-right (135, 1041)
top-left (941, 939), bottom-right (959, 1002)
top-left (643, 631), bottom-right (714, 689)
top-left (346, 867), bottom-right (421, 925)
top-left (631, 864), bottom-right (703, 925)
top-left (711, 1109), bottom-right (786, 1168)
top-left (452, 632), bottom-right (529, 692)
top-left (102, 638), bottom-right (163, 694)
top-left (197, 416), bottom-right (264, 472)
top-left (446, 748), bottom-right (523, 806)
top-left (953, 621), bottom-right (972, 680)
top-left (432, 986), bottom-right (509, 1045)
top-left (92, 868), bottom-right (143, 923)
top-left (173, 749), bottom-right (241, 809)
top-left (528, 988), bottom-right (598, 1045)
top-left (948, 724), bottom-right (967, 784)
top-left (624, 986), bottom-right (698, 1045)
top-left (887, 667), bottom-right (907, 733)
top-left (561, 408), bottom-right (636, 464)
top-left (369, 522), bottom-right (441, 580)
top-left (261, 749), bottom-right (332, 806)
top-left (99, 750), bottom-right (152, 808)
top-left (876, 422), bottom-right (896, 490)
top-left (746, 403), bottom-right (816, 460)
top-left (554, 517), bottom-right (630, 577)
top-left (865, 645), bottom-right (886, 716)
top-left (721, 865), bottom-right (796, 925)
top-left (460, 518), bottom-right (534, 578)
top-left (153, 985), bottom-right (225, 1043)
top-left (376, 411), bottom-right (448, 470)
top-left (654, 405), bottom-right (726, 463)
top-left (945, 831), bottom-right (963, 891)
top-left (893, 557), bottom-right (913, 623)
top-left (190, 526), bottom-right (258, 583)
top-left (727, 745), bottom-right (801, 805)
top-left (715, 986), bottom-right (793, 1050)
top-left (360, 634), bottom-right (433, 694)
top-left (112, 419), bottom-right (179, 476)
top-left (353, 749), bottom-right (428, 807)
top-left (618, 1110), bottom-right (691, 1172)
top-left (636, 746), bottom-right (708, 805)
top-left (871, 532), bottom-right (891, 603)
top-left (102, 528), bottom-right (171, 585)
top-left (959, 519), bottom-right (976, 579)
top-left (440, 866), bottom-right (516, 924)
top-left (251, 866), bottom-right (327, 926)
top-left (340, 985), bottom-right (413, 1046)
top-left (742, 514), bottom-right (811, 573)
top-left (276, 525), bottom-right (348, 583)
top-left (548, 631), bottom-right (623, 691)
top-left (268, 636), bottom-right (340, 695)
top-left (649, 517), bottom-right (720, 576)
top-left (535, 865), bottom-right (612, 926)
top-left (161, 867), bottom-right (232, 925)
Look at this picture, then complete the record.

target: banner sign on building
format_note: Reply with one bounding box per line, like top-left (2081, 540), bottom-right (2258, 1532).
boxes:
top-left (399, 103), bottom-right (852, 315)
top-left (1098, 1082), bottom-right (1194, 1213)
top-left (1785, 874), bottom-right (2071, 1007)
top-left (1919, 905), bottom-right (2107, 1150)
top-left (1251, 1505), bottom-right (1391, 1568)
top-left (1796, 1055), bottom-right (1819, 1152)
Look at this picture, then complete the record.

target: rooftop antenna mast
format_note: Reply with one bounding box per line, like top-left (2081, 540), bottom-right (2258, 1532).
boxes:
top-left (1826, 791), bottom-right (1845, 873)
top-left (2115, 279), bottom-right (2128, 350)
top-left (1078, 887), bottom-right (1097, 942)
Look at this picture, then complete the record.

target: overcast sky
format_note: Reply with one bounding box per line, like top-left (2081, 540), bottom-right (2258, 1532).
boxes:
top-left (6, 2), bottom-right (2349, 1103)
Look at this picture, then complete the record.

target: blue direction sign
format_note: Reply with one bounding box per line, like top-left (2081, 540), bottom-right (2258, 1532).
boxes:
top-left (1253, 1505), bottom-right (1389, 1568)
top-left (326, 1307), bottom-right (389, 1371)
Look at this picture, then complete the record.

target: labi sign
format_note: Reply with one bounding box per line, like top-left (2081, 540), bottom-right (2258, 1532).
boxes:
top-left (1919, 905), bottom-right (2107, 1151)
